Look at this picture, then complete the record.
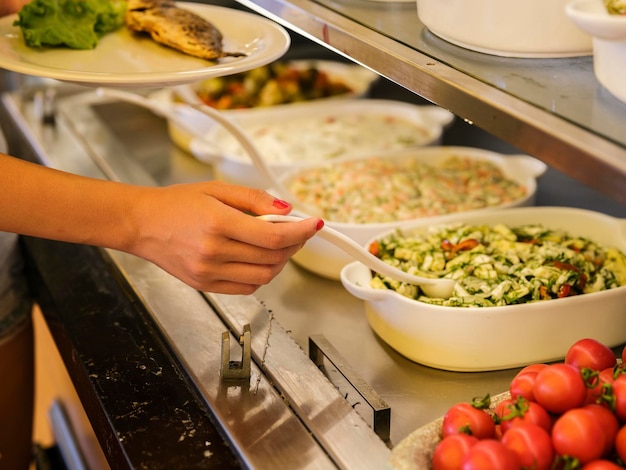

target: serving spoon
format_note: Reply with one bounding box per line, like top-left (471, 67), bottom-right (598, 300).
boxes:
top-left (259, 214), bottom-right (456, 299)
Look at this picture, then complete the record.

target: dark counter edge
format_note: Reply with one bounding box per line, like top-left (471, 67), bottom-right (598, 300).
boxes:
top-left (21, 236), bottom-right (242, 470)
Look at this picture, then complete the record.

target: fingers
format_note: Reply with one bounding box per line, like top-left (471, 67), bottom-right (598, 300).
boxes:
top-left (203, 180), bottom-right (294, 216)
top-left (217, 210), bottom-right (323, 250)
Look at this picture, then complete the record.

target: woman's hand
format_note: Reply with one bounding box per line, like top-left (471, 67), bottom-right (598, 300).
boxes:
top-left (127, 180), bottom-right (323, 294)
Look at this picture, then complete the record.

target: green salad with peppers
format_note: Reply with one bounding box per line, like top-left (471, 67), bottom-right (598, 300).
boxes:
top-left (370, 223), bottom-right (626, 307)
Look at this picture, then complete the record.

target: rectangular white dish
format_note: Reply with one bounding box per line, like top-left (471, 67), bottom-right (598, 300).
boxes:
top-left (340, 207), bottom-right (626, 372)
top-left (187, 99), bottom-right (454, 188)
top-left (285, 146), bottom-right (546, 280)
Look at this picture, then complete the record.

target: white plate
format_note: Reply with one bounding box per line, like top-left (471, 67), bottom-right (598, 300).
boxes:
top-left (0, 3), bottom-right (290, 87)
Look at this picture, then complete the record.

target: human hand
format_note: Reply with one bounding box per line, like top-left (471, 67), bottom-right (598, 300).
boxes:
top-left (126, 180), bottom-right (323, 295)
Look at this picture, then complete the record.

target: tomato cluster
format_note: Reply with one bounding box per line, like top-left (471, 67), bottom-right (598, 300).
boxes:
top-left (432, 338), bottom-right (626, 470)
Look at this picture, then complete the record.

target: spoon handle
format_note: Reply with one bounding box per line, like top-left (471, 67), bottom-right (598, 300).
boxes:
top-left (258, 214), bottom-right (454, 292)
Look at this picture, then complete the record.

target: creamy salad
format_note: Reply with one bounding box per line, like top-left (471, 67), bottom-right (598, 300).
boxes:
top-left (371, 223), bottom-right (626, 306)
top-left (213, 113), bottom-right (433, 164)
top-left (287, 155), bottom-right (527, 223)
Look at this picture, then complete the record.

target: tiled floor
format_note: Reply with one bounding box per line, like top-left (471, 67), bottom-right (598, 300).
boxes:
top-left (31, 306), bottom-right (109, 470)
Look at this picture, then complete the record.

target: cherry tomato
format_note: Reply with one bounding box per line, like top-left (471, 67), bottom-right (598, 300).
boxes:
top-left (494, 396), bottom-right (552, 434)
top-left (610, 375), bottom-right (626, 422)
top-left (442, 402), bottom-right (496, 440)
top-left (509, 371), bottom-right (538, 402)
top-left (516, 363), bottom-right (548, 376)
top-left (501, 423), bottom-right (554, 470)
top-left (552, 408), bottom-right (605, 464)
top-left (582, 403), bottom-right (619, 456)
top-left (581, 460), bottom-right (624, 470)
top-left (585, 367), bottom-right (617, 405)
top-left (615, 425), bottom-right (626, 464)
top-left (460, 439), bottom-right (520, 470)
top-left (432, 434), bottom-right (479, 470)
top-left (533, 363), bottom-right (587, 414)
top-left (565, 338), bottom-right (617, 372)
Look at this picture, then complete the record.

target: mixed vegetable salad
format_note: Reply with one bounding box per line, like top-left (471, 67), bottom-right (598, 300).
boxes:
top-left (370, 222), bottom-right (626, 306)
top-left (288, 155), bottom-right (527, 223)
top-left (193, 61), bottom-right (355, 109)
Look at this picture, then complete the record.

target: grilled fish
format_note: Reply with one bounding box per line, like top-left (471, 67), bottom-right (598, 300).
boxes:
top-left (125, 0), bottom-right (246, 60)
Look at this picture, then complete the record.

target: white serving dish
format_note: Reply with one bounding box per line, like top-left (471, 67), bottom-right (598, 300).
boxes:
top-left (187, 99), bottom-right (454, 188)
top-left (339, 206), bottom-right (626, 372)
top-left (566, 0), bottom-right (626, 104)
top-left (150, 60), bottom-right (380, 153)
top-left (417, 0), bottom-right (592, 58)
top-left (284, 147), bottom-right (546, 280)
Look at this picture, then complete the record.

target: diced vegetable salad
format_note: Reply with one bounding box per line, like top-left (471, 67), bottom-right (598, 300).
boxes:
top-left (288, 156), bottom-right (527, 223)
top-left (370, 223), bottom-right (626, 306)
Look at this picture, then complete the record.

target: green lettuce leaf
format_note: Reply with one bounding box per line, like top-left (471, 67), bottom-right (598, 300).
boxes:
top-left (13, 0), bottom-right (127, 50)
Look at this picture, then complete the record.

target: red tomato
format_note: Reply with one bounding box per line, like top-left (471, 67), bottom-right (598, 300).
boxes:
top-left (615, 425), bottom-right (626, 463)
top-left (509, 371), bottom-right (538, 402)
top-left (581, 460), bottom-right (624, 470)
top-left (442, 402), bottom-right (496, 440)
top-left (461, 439), bottom-right (520, 470)
top-left (516, 363), bottom-right (548, 376)
top-left (565, 338), bottom-right (617, 372)
top-left (533, 363), bottom-right (587, 414)
top-left (582, 404), bottom-right (619, 456)
top-left (611, 375), bottom-right (626, 422)
top-left (585, 367), bottom-right (617, 405)
top-left (501, 423), bottom-right (554, 470)
top-left (494, 396), bottom-right (552, 434)
top-left (552, 408), bottom-right (605, 464)
top-left (432, 434), bottom-right (479, 470)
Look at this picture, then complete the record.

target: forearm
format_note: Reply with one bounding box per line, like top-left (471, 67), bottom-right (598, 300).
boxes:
top-left (0, 153), bottom-right (142, 252)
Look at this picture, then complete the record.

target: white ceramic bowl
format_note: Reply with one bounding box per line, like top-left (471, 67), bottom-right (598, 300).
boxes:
top-left (150, 60), bottom-right (380, 153)
top-left (339, 207), bottom-right (626, 372)
top-left (187, 99), bottom-right (454, 188)
top-left (285, 147), bottom-right (546, 280)
top-left (417, 0), bottom-right (592, 57)
top-left (566, 0), bottom-right (626, 104)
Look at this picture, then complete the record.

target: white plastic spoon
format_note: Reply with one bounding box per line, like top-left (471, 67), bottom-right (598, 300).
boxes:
top-left (259, 214), bottom-right (456, 299)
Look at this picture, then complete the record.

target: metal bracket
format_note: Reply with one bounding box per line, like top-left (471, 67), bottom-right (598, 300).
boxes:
top-left (309, 335), bottom-right (391, 442)
top-left (221, 323), bottom-right (251, 381)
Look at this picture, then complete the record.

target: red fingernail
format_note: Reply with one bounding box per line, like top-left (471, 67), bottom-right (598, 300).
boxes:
top-left (272, 198), bottom-right (290, 209)
top-left (316, 219), bottom-right (325, 231)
